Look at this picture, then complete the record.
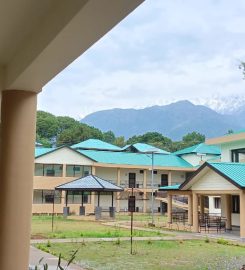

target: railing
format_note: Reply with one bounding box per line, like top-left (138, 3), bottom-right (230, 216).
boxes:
top-left (199, 213), bottom-right (226, 233)
top-left (171, 211), bottom-right (188, 225)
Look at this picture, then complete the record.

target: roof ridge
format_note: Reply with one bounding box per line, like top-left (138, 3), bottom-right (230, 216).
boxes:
top-left (91, 174), bottom-right (105, 189)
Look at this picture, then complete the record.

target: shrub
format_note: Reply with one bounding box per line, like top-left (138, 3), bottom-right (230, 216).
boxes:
top-left (217, 238), bottom-right (229, 245)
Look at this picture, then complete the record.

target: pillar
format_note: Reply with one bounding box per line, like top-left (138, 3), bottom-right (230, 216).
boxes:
top-left (168, 171), bottom-right (172, 186)
top-left (240, 191), bottom-right (245, 239)
top-left (143, 169), bottom-right (147, 213)
top-left (200, 195), bottom-right (205, 215)
top-left (223, 194), bottom-right (232, 230)
top-left (116, 168), bottom-right (121, 212)
top-left (192, 193), bottom-right (199, 232)
top-left (91, 166), bottom-right (96, 209)
top-left (0, 90), bottom-right (37, 270)
top-left (188, 194), bottom-right (193, 225)
top-left (62, 164), bottom-right (66, 177)
top-left (167, 194), bottom-right (172, 223)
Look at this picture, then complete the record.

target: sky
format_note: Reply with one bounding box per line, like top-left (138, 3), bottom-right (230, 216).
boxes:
top-left (38, 0), bottom-right (245, 119)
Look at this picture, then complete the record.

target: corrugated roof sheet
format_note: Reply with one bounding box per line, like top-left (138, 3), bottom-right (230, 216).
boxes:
top-left (35, 147), bottom-right (55, 158)
top-left (159, 184), bottom-right (180, 190)
top-left (131, 143), bottom-right (169, 154)
top-left (173, 143), bottom-right (221, 156)
top-left (71, 139), bottom-right (122, 151)
top-left (78, 150), bottom-right (193, 168)
top-left (209, 162), bottom-right (245, 188)
top-left (56, 174), bottom-right (123, 192)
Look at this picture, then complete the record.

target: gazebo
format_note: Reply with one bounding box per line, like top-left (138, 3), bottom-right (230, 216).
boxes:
top-left (56, 174), bottom-right (124, 219)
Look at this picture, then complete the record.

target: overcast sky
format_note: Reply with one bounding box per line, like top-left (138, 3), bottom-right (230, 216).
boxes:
top-left (38, 0), bottom-right (245, 119)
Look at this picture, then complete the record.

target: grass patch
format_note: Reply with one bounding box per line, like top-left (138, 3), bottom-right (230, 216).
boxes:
top-left (35, 240), bottom-right (245, 270)
top-left (31, 215), bottom-right (170, 239)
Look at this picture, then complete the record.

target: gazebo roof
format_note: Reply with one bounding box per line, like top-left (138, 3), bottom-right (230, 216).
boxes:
top-left (55, 174), bottom-right (124, 192)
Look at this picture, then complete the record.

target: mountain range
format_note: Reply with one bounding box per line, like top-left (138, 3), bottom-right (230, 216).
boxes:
top-left (81, 100), bottom-right (245, 140)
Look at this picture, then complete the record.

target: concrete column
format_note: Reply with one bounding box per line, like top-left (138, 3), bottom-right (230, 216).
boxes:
top-left (192, 193), bottom-right (199, 232)
top-left (91, 166), bottom-right (96, 209)
top-left (62, 164), bottom-right (66, 177)
top-left (200, 195), bottom-right (205, 215)
top-left (116, 168), bottom-right (121, 212)
top-left (143, 169), bottom-right (147, 213)
top-left (168, 171), bottom-right (172, 186)
top-left (240, 191), bottom-right (245, 239)
top-left (0, 90), bottom-right (37, 270)
top-left (223, 194), bottom-right (232, 230)
top-left (92, 166), bottom-right (96, 175)
top-left (167, 194), bottom-right (172, 223)
top-left (188, 194), bottom-right (193, 225)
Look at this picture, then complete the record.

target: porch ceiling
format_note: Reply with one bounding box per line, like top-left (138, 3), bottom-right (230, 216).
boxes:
top-left (0, 0), bottom-right (144, 91)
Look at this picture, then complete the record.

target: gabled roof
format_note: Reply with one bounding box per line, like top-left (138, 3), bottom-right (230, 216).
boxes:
top-left (180, 162), bottom-right (245, 190)
top-left (78, 150), bottom-right (193, 168)
top-left (125, 143), bottom-right (169, 154)
top-left (35, 147), bottom-right (55, 158)
top-left (71, 139), bottom-right (122, 151)
top-left (55, 174), bottom-right (123, 192)
top-left (173, 143), bottom-right (220, 156)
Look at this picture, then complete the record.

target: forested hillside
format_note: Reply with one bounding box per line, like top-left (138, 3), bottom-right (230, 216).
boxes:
top-left (36, 111), bottom-right (205, 152)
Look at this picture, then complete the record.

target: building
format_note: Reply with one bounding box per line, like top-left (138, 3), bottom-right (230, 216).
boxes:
top-left (161, 131), bottom-right (245, 239)
top-left (173, 143), bottom-right (221, 166)
top-left (33, 139), bottom-right (195, 215)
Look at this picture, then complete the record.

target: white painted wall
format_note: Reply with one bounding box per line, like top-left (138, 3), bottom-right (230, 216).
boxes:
top-left (171, 171), bottom-right (186, 185)
top-left (180, 154), bottom-right (220, 166)
top-left (36, 147), bottom-right (93, 165)
top-left (192, 170), bottom-right (239, 191)
top-left (209, 196), bottom-right (221, 215)
top-left (221, 140), bottom-right (245, 162)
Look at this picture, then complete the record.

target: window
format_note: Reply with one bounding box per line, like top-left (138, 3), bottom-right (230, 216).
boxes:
top-left (67, 191), bottom-right (90, 204)
top-left (153, 170), bottom-right (157, 174)
top-left (34, 164), bottom-right (63, 177)
top-left (161, 174), bottom-right (168, 186)
top-left (33, 190), bottom-right (61, 204)
top-left (214, 197), bottom-right (221, 209)
top-left (231, 148), bottom-right (245, 163)
top-left (139, 170), bottom-right (144, 174)
top-left (128, 173), bottom-right (136, 188)
top-left (232, 195), bottom-right (240, 213)
top-left (66, 165), bottom-right (91, 177)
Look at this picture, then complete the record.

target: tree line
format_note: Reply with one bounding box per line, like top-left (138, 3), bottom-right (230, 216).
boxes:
top-left (36, 111), bottom-right (205, 152)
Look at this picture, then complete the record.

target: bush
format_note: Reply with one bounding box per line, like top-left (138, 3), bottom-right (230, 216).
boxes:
top-left (217, 238), bottom-right (229, 245)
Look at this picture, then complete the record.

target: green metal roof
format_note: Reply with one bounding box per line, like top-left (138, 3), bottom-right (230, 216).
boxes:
top-left (71, 139), bottom-right (122, 151)
top-left (208, 162), bottom-right (245, 188)
top-left (173, 143), bottom-right (220, 156)
top-left (159, 184), bottom-right (180, 190)
top-left (130, 143), bottom-right (169, 154)
top-left (35, 147), bottom-right (55, 158)
top-left (78, 150), bottom-right (193, 168)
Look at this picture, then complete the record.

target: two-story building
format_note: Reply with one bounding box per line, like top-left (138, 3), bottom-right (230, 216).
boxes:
top-left (33, 139), bottom-right (195, 215)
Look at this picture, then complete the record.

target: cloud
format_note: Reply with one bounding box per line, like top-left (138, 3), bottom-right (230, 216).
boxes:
top-left (39, 0), bottom-right (245, 118)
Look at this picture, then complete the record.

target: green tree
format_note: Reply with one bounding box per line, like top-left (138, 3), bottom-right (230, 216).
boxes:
top-left (36, 111), bottom-right (59, 140)
top-left (182, 132), bottom-right (205, 148)
top-left (114, 136), bottom-right (125, 147)
top-left (103, 131), bottom-right (116, 144)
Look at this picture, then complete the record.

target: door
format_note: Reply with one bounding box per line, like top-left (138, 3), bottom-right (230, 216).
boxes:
top-left (128, 173), bottom-right (136, 188)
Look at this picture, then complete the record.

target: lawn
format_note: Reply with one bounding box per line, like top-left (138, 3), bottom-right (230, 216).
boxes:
top-left (35, 239), bottom-right (245, 270)
top-left (31, 215), bottom-right (169, 239)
